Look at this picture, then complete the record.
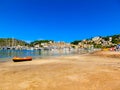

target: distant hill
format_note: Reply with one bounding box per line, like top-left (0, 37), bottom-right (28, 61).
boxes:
top-left (71, 34), bottom-right (120, 48)
top-left (1, 34), bottom-right (120, 48)
top-left (0, 38), bottom-right (29, 47)
top-left (102, 34), bottom-right (120, 44)
top-left (30, 40), bottom-right (54, 47)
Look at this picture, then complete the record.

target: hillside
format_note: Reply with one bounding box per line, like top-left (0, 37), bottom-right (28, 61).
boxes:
top-left (71, 34), bottom-right (120, 48)
top-left (0, 38), bottom-right (29, 47)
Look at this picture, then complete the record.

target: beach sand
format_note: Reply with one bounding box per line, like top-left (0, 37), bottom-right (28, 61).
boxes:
top-left (0, 51), bottom-right (120, 90)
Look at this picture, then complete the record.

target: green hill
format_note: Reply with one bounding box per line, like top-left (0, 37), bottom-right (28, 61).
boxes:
top-left (71, 34), bottom-right (120, 48)
top-left (0, 38), bottom-right (29, 47)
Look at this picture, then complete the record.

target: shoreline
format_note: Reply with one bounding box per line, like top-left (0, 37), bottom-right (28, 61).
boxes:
top-left (0, 49), bottom-right (90, 63)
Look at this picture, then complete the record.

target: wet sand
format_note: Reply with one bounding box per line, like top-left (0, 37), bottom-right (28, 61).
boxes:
top-left (0, 51), bottom-right (120, 90)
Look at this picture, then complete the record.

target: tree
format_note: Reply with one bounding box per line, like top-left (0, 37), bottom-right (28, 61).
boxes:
top-left (71, 40), bottom-right (82, 45)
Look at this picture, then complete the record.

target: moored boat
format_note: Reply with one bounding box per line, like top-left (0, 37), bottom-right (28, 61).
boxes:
top-left (13, 56), bottom-right (32, 62)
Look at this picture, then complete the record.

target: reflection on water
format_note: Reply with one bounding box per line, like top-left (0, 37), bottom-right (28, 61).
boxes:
top-left (0, 50), bottom-right (42, 58)
top-left (0, 49), bottom-right (91, 61)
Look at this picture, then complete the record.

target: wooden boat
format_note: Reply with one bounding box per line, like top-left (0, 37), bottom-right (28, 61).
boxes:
top-left (13, 56), bottom-right (32, 62)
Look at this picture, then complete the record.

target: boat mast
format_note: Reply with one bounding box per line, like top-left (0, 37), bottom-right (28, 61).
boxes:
top-left (12, 37), bottom-right (14, 48)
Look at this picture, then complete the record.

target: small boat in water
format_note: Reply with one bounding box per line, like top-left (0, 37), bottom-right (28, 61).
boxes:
top-left (13, 56), bottom-right (32, 62)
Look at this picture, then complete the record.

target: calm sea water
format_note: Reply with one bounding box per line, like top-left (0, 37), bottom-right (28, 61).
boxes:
top-left (0, 49), bottom-right (90, 62)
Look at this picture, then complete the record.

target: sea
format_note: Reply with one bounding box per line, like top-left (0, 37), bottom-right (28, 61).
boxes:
top-left (0, 49), bottom-right (93, 62)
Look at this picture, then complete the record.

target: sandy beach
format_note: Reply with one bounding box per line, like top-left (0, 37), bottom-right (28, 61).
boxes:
top-left (0, 51), bottom-right (120, 90)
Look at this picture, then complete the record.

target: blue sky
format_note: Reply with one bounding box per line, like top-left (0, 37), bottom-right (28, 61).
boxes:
top-left (0, 0), bottom-right (120, 42)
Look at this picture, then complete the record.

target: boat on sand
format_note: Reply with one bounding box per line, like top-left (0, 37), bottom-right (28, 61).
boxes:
top-left (13, 56), bottom-right (32, 62)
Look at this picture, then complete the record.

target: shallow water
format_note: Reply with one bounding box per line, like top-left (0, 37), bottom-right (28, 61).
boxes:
top-left (0, 49), bottom-right (91, 62)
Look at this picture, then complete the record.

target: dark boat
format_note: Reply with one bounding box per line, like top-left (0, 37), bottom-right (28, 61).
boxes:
top-left (13, 56), bottom-right (32, 62)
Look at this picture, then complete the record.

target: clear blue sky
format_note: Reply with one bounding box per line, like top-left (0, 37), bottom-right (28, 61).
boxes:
top-left (0, 0), bottom-right (120, 42)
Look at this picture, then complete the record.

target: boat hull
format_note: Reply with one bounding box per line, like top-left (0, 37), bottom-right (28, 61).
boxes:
top-left (13, 57), bottom-right (32, 62)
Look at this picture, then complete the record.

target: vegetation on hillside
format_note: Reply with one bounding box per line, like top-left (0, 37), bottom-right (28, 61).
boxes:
top-left (0, 38), bottom-right (29, 47)
top-left (30, 40), bottom-right (54, 46)
top-left (0, 34), bottom-right (120, 48)
top-left (71, 40), bottom-right (82, 45)
top-left (102, 34), bottom-right (120, 44)
top-left (71, 34), bottom-right (120, 48)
